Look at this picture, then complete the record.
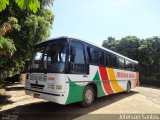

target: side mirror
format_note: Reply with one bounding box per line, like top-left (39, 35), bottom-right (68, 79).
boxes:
top-left (70, 46), bottom-right (76, 56)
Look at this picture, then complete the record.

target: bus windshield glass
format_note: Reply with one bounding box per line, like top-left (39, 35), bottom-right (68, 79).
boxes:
top-left (30, 40), bottom-right (67, 73)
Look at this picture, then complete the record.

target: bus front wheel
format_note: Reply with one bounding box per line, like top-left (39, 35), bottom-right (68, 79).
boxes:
top-left (82, 85), bottom-right (95, 107)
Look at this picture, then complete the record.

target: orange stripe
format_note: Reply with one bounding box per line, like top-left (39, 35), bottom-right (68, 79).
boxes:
top-left (134, 72), bottom-right (139, 87)
top-left (107, 68), bottom-right (124, 92)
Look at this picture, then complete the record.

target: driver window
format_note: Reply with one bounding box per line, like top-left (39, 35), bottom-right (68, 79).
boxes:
top-left (70, 47), bottom-right (85, 64)
top-left (70, 41), bottom-right (86, 74)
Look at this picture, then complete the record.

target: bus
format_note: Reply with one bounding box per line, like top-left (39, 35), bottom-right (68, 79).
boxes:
top-left (25, 36), bottom-right (139, 107)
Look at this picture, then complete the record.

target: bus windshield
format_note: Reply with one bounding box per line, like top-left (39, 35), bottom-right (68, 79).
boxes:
top-left (30, 41), bottom-right (67, 73)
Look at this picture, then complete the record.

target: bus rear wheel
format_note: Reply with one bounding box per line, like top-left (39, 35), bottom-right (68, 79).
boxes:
top-left (126, 82), bottom-right (131, 94)
top-left (82, 85), bottom-right (95, 107)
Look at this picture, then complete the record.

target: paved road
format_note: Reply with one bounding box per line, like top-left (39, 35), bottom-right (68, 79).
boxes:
top-left (0, 84), bottom-right (160, 120)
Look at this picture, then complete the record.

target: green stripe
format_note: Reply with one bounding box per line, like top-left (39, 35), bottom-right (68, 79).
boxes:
top-left (93, 71), bottom-right (105, 97)
top-left (65, 77), bottom-right (84, 104)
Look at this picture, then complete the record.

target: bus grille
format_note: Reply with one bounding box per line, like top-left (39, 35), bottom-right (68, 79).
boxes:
top-left (30, 83), bottom-right (44, 89)
top-left (30, 74), bottom-right (47, 81)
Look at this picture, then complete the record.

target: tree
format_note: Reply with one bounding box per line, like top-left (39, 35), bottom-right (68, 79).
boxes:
top-left (0, 17), bottom-right (20, 57)
top-left (115, 36), bottom-right (140, 60)
top-left (145, 37), bottom-right (160, 71)
top-left (102, 36), bottom-right (117, 51)
top-left (0, 0), bottom-right (54, 76)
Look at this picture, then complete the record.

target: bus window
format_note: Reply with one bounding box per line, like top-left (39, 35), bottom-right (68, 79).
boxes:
top-left (89, 47), bottom-right (99, 64)
top-left (135, 63), bottom-right (139, 71)
top-left (31, 41), bottom-right (66, 73)
top-left (69, 41), bottom-right (86, 74)
top-left (87, 47), bottom-right (104, 66)
top-left (99, 51), bottom-right (104, 66)
top-left (33, 49), bottom-right (44, 68)
top-left (44, 43), bottom-right (66, 72)
top-left (118, 57), bottom-right (125, 69)
top-left (125, 60), bottom-right (132, 70)
top-left (72, 47), bottom-right (85, 64)
top-left (105, 53), bottom-right (110, 66)
top-left (108, 54), bottom-right (117, 68)
top-left (132, 63), bottom-right (139, 71)
top-left (132, 63), bottom-right (135, 71)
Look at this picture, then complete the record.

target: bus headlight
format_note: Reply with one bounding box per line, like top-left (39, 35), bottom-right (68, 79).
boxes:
top-left (48, 84), bottom-right (54, 89)
top-left (56, 85), bottom-right (62, 90)
top-left (51, 85), bottom-right (54, 89)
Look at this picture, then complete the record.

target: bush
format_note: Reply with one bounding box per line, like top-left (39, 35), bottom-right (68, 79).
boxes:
top-left (140, 72), bottom-right (160, 87)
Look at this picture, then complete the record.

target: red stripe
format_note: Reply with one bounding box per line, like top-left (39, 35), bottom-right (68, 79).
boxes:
top-left (99, 67), bottom-right (113, 95)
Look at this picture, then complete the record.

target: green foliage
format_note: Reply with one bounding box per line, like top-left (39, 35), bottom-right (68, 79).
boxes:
top-left (23, 11), bottom-right (52, 42)
top-left (140, 72), bottom-right (160, 87)
top-left (8, 17), bottom-right (21, 31)
top-left (102, 37), bottom-right (117, 51)
top-left (14, 8), bottom-right (54, 62)
top-left (0, 0), bottom-right (40, 13)
top-left (0, 36), bottom-right (16, 70)
top-left (0, 17), bottom-right (20, 59)
top-left (0, 0), bottom-right (54, 95)
top-left (0, 0), bottom-right (9, 12)
top-left (0, 37), bottom-right (16, 57)
top-left (15, 0), bottom-right (40, 13)
top-left (115, 36), bottom-right (140, 60)
top-left (0, 0), bottom-right (54, 73)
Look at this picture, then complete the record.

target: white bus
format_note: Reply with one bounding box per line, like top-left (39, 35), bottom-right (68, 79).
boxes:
top-left (25, 36), bottom-right (139, 107)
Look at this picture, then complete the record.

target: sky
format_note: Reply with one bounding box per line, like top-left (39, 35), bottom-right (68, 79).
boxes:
top-left (50, 0), bottom-right (160, 45)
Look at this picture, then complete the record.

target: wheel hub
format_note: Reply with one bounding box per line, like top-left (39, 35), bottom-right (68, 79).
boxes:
top-left (85, 89), bottom-right (93, 103)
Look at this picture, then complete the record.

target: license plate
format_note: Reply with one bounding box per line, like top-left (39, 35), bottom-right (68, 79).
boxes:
top-left (33, 93), bottom-right (40, 98)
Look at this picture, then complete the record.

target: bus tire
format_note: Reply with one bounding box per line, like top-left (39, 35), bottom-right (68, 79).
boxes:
top-left (126, 81), bottom-right (131, 94)
top-left (81, 85), bottom-right (95, 107)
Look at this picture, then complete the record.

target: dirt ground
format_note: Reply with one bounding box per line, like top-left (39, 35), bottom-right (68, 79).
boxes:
top-left (0, 84), bottom-right (160, 120)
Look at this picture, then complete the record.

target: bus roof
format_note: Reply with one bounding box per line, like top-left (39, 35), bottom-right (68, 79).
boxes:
top-left (37, 36), bottom-right (138, 64)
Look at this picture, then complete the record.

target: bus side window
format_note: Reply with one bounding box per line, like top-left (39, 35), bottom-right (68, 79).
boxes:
top-left (131, 63), bottom-right (135, 71)
top-left (118, 57), bottom-right (125, 69)
top-left (135, 63), bottom-right (139, 71)
top-left (87, 47), bottom-right (99, 65)
top-left (74, 47), bottom-right (85, 64)
top-left (132, 63), bottom-right (138, 71)
top-left (125, 60), bottom-right (132, 70)
top-left (87, 47), bottom-right (104, 66)
top-left (87, 47), bottom-right (92, 63)
top-left (91, 48), bottom-right (99, 64)
top-left (99, 51), bottom-right (104, 66)
top-left (69, 41), bottom-right (87, 74)
top-left (109, 54), bottom-right (117, 68)
top-left (105, 53), bottom-right (110, 66)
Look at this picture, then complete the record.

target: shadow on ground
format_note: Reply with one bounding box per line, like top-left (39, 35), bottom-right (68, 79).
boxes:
top-left (1, 91), bottom-right (139, 120)
top-left (0, 84), bottom-right (24, 106)
top-left (5, 83), bottom-right (24, 91)
top-left (5, 86), bottom-right (24, 91)
top-left (0, 95), bottom-right (13, 106)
